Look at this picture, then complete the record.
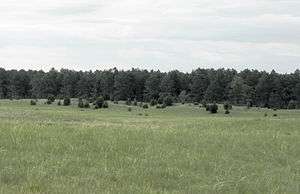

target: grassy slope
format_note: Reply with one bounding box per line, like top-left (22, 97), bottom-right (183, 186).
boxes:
top-left (0, 100), bottom-right (299, 194)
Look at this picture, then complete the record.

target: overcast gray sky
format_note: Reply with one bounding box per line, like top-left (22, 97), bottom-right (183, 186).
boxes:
top-left (1, 0), bottom-right (300, 72)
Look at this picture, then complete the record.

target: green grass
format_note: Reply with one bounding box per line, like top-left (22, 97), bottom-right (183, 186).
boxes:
top-left (0, 99), bottom-right (299, 194)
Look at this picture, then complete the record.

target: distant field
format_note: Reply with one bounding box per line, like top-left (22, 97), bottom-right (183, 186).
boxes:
top-left (0, 100), bottom-right (299, 194)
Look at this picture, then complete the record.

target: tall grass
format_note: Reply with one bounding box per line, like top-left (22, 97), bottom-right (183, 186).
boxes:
top-left (0, 100), bottom-right (299, 193)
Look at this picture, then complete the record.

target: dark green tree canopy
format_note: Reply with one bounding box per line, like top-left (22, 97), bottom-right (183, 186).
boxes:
top-left (0, 67), bottom-right (299, 109)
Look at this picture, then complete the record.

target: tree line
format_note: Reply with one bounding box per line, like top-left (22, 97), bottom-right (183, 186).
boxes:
top-left (1, 67), bottom-right (300, 109)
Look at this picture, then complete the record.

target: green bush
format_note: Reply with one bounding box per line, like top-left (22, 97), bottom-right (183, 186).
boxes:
top-left (78, 98), bottom-right (84, 108)
top-left (225, 110), bottom-right (230, 114)
top-left (143, 104), bottom-right (149, 109)
top-left (223, 102), bottom-right (232, 111)
top-left (95, 96), bottom-right (104, 109)
top-left (157, 97), bottom-right (164, 104)
top-left (150, 99), bottom-right (157, 106)
top-left (205, 105), bottom-right (210, 111)
top-left (30, 100), bottom-right (37, 106)
top-left (84, 101), bottom-right (90, 108)
top-left (139, 102), bottom-right (143, 107)
top-left (126, 98), bottom-right (132, 106)
top-left (208, 103), bottom-right (218, 114)
top-left (128, 107), bottom-right (132, 112)
top-left (47, 95), bottom-right (55, 103)
top-left (246, 100), bottom-right (253, 109)
top-left (202, 100), bottom-right (207, 108)
top-left (163, 95), bottom-right (173, 106)
top-left (102, 101), bottom-right (109, 108)
top-left (46, 99), bottom-right (52, 105)
top-left (63, 97), bottom-right (71, 106)
top-left (156, 104), bottom-right (166, 109)
top-left (288, 100), bottom-right (297, 109)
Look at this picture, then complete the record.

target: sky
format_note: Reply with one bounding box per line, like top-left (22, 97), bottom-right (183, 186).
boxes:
top-left (1, 0), bottom-right (300, 73)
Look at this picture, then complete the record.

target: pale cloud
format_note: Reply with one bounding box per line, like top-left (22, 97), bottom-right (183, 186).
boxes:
top-left (0, 0), bottom-right (300, 72)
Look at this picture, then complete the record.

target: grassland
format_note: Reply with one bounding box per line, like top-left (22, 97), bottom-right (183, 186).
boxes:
top-left (0, 99), bottom-right (299, 194)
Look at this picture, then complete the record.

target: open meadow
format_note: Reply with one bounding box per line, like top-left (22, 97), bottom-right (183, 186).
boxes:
top-left (0, 99), bottom-right (299, 194)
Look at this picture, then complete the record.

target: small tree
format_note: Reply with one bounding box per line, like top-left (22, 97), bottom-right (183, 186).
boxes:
top-left (179, 90), bottom-right (188, 104)
top-left (157, 96), bottom-right (164, 104)
top-left (287, 100), bottom-right (297, 110)
top-left (78, 98), bottom-right (84, 108)
top-left (102, 101), bottom-right (109, 108)
top-left (84, 101), bottom-right (90, 108)
top-left (47, 95), bottom-right (55, 103)
top-left (150, 99), bottom-right (157, 106)
top-left (128, 107), bottom-right (132, 112)
top-left (139, 102), bottom-right (143, 107)
top-left (224, 102), bottom-right (231, 114)
top-left (46, 99), bottom-right (52, 104)
top-left (133, 99), bottom-right (138, 106)
top-left (163, 95), bottom-right (173, 106)
top-left (208, 103), bottom-right (218, 114)
top-left (30, 100), bottom-right (37, 105)
top-left (63, 97), bottom-right (71, 106)
top-left (95, 96), bottom-right (104, 109)
top-left (202, 100), bottom-right (207, 109)
top-left (223, 102), bottom-right (232, 110)
top-left (126, 98), bottom-right (132, 106)
top-left (246, 100), bottom-right (253, 109)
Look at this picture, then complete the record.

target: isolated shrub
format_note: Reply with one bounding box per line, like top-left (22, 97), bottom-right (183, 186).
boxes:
top-left (63, 97), bottom-right (71, 106)
top-left (287, 100), bottom-right (297, 109)
top-left (205, 105), bottom-right (210, 111)
top-left (246, 100), bottom-right (253, 109)
top-left (57, 100), bottom-right (61, 106)
top-left (193, 102), bottom-right (199, 106)
top-left (150, 99), bottom-right (158, 106)
top-left (264, 113), bottom-right (268, 117)
top-left (139, 102), bottom-right (143, 107)
top-left (223, 102), bottom-right (232, 111)
top-left (163, 95), bottom-right (173, 106)
top-left (84, 101), bottom-right (90, 108)
top-left (47, 95), bottom-right (55, 103)
top-left (113, 100), bottom-right (119, 104)
top-left (128, 107), bottom-right (132, 112)
top-left (225, 110), bottom-right (230, 114)
top-left (126, 98), bottom-right (132, 106)
top-left (78, 98), bottom-right (84, 108)
top-left (46, 99), bottom-right (52, 104)
top-left (95, 96), bottom-right (104, 109)
top-left (179, 90), bottom-right (188, 104)
top-left (133, 99), bottom-right (138, 106)
top-left (143, 104), bottom-right (149, 109)
top-left (157, 97), bottom-right (164, 104)
top-left (30, 100), bottom-right (37, 106)
top-left (208, 103), bottom-right (218, 114)
top-left (273, 114), bottom-right (278, 117)
top-left (202, 100), bottom-right (207, 108)
top-left (102, 101), bottom-right (109, 108)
